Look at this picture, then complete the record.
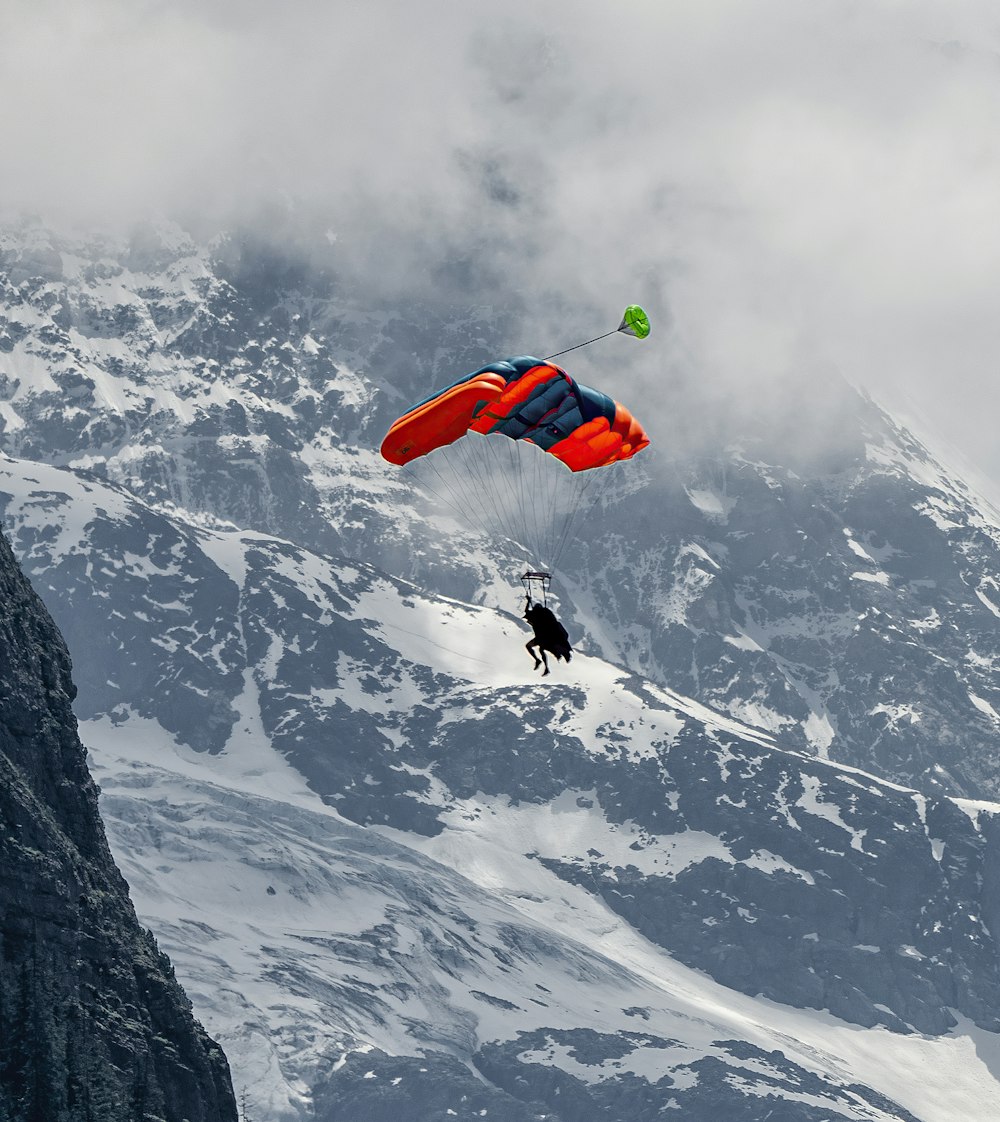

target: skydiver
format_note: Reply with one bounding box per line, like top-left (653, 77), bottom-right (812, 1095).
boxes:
top-left (523, 597), bottom-right (572, 676)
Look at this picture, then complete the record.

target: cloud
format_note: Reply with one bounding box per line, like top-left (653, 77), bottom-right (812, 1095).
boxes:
top-left (6, 1), bottom-right (1000, 478)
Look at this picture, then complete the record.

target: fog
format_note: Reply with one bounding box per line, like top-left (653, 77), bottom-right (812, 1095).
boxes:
top-left (6, 1), bottom-right (1000, 483)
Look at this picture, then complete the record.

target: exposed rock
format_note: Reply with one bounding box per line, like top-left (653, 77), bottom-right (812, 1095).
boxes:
top-left (0, 523), bottom-right (237, 1121)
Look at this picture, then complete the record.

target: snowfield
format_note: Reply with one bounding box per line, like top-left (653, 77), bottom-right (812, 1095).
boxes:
top-left (84, 684), bottom-right (1000, 1122)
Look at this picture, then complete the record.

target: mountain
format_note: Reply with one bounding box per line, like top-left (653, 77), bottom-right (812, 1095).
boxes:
top-left (3, 217), bottom-right (1000, 800)
top-left (0, 516), bottom-right (237, 1120)
top-left (576, 378), bottom-right (1000, 801)
top-left (3, 215), bottom-right (1000, 1120)
top-left (2, 451), bottom-right (1000, 1121)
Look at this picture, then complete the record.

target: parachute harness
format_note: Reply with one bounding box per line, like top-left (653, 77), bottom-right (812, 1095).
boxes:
top-left (521, 570), bottom-right (551, 607)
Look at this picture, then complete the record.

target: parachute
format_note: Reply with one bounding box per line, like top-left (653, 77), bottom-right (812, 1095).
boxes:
top-left (380, 356), bottom-right (649, 472)
top-left (619, 304), bottom-right (651, 339)
top-left (380, 307), bottom-right (651, 576)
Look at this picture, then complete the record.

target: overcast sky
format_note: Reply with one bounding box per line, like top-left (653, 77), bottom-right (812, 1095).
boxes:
top-left (5, 1), bottom-right (1000, 484)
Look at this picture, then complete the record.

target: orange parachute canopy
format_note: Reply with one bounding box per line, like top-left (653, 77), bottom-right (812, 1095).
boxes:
top-left (380, 356), bottom-right (649, 472)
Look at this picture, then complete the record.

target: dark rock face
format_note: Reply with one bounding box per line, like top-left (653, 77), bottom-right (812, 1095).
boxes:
top-left (310, 1033), bottom-right (924, 1122)
top-left (0, 525), bottom-right (237, 1121)
top-left (311, 1049), bottom-right (552, 1122)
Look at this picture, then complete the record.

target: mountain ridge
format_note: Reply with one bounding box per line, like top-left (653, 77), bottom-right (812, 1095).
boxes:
top-left (2, 447), bottom-right (999, 1118)
top-left (5, 218), bottom-right (1000, 799)
top-left (4, 216), bottom-right (1000, 1119)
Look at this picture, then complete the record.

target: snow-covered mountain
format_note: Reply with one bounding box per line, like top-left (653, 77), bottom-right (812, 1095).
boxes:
top-left (4, 216), bottom-right (1000, 1120)
top-left (3, 452), bottom-right (1000, 1120)
top-left (3, 217), bottom-right (1000, 799)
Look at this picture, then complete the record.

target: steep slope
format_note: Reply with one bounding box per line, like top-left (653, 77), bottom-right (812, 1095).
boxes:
top-left (92, 722), bottom-right (999, 1122)
top-left (0, 522), bottom-right (237, 1120)
top-left (3, 218), bottom-right (1000, 802)
top-left (2, 451), bottom-right (1000, 1121)
top-left (576, 381), bottom-right (1000, 800)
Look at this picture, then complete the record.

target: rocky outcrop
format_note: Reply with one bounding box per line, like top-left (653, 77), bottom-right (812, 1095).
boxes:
top-left (579, 397), bottom-right (1000, 801)
top-left (0, 524), bottom-right (237, 1121)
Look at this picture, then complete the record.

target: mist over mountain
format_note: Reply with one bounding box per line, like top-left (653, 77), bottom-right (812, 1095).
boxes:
top-left (2, 216), bottom-right (1000, 1120)
top-left (4, 219), bottom-right (1000, 798)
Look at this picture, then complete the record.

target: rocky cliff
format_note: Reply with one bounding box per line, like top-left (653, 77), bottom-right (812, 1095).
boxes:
top-left (0, 524), bottom-right (237, 1121)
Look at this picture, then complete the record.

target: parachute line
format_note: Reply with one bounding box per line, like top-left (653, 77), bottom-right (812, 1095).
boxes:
top-left (465, 436), bottom-right (523, 556)
top-left (544, 330), bottom-right (617, 361)
top-left (478, 435), bottom-right (526, 556)
top-left (549, 464), bottom-right (603, 573)
top-left (406, 456), bottom-right (491, 542)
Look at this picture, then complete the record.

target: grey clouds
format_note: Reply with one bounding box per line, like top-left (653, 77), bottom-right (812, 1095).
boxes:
top-left (6, 1), bottom-right (1000, 483)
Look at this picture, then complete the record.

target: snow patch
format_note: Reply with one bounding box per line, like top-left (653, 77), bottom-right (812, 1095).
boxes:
top-left (851, 570), bottom-right (890, 586)
top-left (968, 692), bottom-right (1000, 723)
top-left (685, 488), bottom-right (737, 521)
top-left (795, 774), bottom-right (867, 852)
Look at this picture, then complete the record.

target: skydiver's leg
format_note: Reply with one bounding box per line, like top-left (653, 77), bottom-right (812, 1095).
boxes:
top-left (539, 646), bottom-right (550, 676)
top-left (526, 638), bottom-right (543, 669)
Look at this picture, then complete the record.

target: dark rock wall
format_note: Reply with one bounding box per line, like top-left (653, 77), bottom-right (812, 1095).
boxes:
top-left (0, 524), bottom-right (237, 1122)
